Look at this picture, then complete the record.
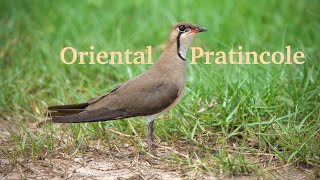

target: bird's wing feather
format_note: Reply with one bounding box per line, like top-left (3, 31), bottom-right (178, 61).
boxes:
top-left (48, 102), bottom-right (89, 111)
top-left (87, 74), bottom-right (179, 112)
top-left (51, 74), bottom-right (179, 123)
top-left (52, 108), bottom-right (135, 123)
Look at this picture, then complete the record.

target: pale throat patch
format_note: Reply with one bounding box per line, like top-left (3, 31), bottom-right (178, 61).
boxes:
top-left (178, 33), bottom-right (196, 59)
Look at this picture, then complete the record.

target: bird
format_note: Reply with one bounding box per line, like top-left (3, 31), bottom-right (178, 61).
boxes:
top-left (48, 22), bottom-right (207, 154)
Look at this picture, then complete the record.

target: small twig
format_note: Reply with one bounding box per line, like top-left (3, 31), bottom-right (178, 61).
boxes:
top-left (227, 149), bottom-right (276, 157)
top-left (263, 162), bottom-right (294, 171)
top-left (158, 145), bottom-right (189, 159)
top-left (105, 127), bottom-right (131, 137)
top-left (198, 98), bottom-right (216, 113)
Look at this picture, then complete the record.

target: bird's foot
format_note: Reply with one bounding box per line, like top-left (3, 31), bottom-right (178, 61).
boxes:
top-left (147, 143), bottom-right (157, 156)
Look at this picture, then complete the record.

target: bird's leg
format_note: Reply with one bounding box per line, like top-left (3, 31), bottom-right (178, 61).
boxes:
top-left (146, 115), bottom-right (156, 155)
top-left (147, 120), bottom-right (155, 154)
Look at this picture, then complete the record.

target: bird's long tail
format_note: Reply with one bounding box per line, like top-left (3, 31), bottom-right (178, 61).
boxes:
top-left (47, 102), bottom-right (89, 122)
top-left (47, 103), bottom-right (136, 123)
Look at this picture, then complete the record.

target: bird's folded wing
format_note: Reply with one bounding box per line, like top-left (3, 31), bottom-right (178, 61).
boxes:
top-left (87, 76), bottom-right (180, 115)
top-left (52, 76), bottom-right (179, 123)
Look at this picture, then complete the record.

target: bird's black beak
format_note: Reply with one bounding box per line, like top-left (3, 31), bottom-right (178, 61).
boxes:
top-left (197, 26), bottom-right (207, 32)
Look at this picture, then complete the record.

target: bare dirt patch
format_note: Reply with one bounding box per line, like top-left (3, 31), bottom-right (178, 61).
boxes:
top-left (0, 117), bottom-right (317, 179)
top-left (0, 153), bottom-right (183, 179)
top-left (0, 117), bottom-right (213, 179)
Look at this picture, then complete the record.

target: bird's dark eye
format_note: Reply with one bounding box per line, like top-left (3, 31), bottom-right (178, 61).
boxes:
top-left (177, 25), bottom-right (187, 32)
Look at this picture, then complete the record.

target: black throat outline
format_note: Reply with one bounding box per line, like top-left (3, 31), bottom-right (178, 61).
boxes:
top-left (176, 32), bottom-right (186, 61)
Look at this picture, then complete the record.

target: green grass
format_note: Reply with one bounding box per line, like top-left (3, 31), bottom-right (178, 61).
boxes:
top-left (0, 0), bottom-right (319, 177)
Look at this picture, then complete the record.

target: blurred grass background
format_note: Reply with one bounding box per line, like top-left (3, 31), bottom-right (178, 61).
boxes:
top-left (0, 0), bottom-right (319, 176)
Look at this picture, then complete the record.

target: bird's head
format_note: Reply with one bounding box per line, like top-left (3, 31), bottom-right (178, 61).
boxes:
top-left (168, 22), bottom-right (207, 61)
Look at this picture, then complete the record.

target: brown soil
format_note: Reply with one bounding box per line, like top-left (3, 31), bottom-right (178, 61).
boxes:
top-left (0, 118), bottom-right (317, 179)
